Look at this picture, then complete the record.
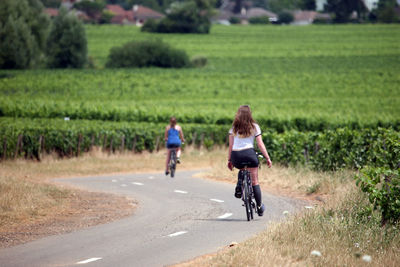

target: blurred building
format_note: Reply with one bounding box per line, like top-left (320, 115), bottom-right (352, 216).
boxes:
top-left (105, 4), bottom-right (164, 26)
top-left (316, 0), bottom-right (379, 11)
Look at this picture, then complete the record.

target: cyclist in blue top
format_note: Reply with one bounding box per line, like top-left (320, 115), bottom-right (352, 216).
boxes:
top-left (165, 117), bottom-right (185, 175)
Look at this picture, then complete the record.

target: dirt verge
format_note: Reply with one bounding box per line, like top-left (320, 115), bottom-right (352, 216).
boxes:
top-left (0, 189), bottom-right (136, 249)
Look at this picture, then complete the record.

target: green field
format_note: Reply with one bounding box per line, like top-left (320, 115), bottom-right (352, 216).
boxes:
top-left (0, 24), bottom-right (400, 161)
top-left (1, 24), bottom-right (399, 129)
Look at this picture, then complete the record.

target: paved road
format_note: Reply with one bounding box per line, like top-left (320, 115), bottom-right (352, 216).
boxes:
top-left (0, 170), bottom-right (303, 267)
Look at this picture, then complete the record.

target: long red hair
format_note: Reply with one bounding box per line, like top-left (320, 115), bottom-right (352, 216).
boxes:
top-left (232, 105), bottom-right (256, 137)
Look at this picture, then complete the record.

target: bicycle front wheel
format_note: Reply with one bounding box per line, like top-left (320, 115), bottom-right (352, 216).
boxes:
top-left (170, 150), bottom-right (176, 177)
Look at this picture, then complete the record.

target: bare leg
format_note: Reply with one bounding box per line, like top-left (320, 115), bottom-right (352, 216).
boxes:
top-left (165, 149), bottom-right (171, 172)
top-left (249, 167), bottom-right (259, 185)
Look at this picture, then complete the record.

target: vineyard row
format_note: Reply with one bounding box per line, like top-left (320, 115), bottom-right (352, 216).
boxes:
top-left (1, 101), bottom-right (399, 132)
top-left (1, 117), bottom-right (399, 171)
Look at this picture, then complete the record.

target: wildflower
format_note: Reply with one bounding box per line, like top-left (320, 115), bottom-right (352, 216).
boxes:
top-left (362, 255), bottom-right (372, 262)
top-left (310, 250), bottom-right (322, 257)
top-left (305, 206), bottom-right (314, 209)
top-left (354, 243), bottom-right (360, 248)
top-left (283, 211), bottom-right (289, 215)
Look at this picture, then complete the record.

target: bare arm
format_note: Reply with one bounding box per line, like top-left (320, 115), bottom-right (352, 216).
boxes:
top-left (164, 125), bottom-right (169, 142)
top-left (227, 134), bottom-right (234, 170)
top-left (178, 125), bottom-right (185, 143)
top-left (228, 134), bottom-right (234, 161)
top-left (256, 135), bottom-right (272, 168)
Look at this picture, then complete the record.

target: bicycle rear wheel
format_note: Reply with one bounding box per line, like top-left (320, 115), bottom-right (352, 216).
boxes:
top-left (243, 173), bottom-right (251, 221)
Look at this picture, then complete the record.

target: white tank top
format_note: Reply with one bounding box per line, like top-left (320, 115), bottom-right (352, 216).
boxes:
top-left (229, 123), bottom-right (261, 150)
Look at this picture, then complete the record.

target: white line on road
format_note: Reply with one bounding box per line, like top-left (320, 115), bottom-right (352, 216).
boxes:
top-left (168, 231), bottom-right (188, 237)
top-left (132, 182), bottom-right (144, 186)
top-left (121, 184), bottom-right (127, 187)
top-left (218, 213), bottom-right (233, 219)
top-left (148, 176), bottom-right (154, 179)
top-left (111, 179), bottom-right (117, 183)
top-left (174, 190), bottom-right (188, 194)
top-left (210, 198), bottom-right (224, 203)
top-left (76, 257), bottom-right (102, 264)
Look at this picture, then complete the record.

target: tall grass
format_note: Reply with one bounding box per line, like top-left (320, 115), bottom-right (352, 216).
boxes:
top-left (178, 174), bottom-right (400, 267)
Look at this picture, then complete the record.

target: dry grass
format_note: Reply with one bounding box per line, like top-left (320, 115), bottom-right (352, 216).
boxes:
top-left (0, 146), bottom-right (226, 183)
top-left (200, 159), bottom-right (351, 203)
top-left (0, 176), bottom-right (70, 227)
top-left (178, 163), bottom-right (400, 267)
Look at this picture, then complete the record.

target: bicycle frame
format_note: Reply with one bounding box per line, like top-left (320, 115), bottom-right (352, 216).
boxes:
top-left (240, 166), bottom-right (257, 221)
top-left (168, 148), bottom-right (177, 178)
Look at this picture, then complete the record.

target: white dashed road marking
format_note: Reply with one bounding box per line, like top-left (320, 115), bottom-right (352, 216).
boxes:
top-left (174, 190), bottom-right (188, 194)
top-left (218, 213), bottom-right (233, 219)
top-left (76, 257), bottom-right (102, 264)
top-left (132, 182), bottom-right (144, 186)
top-left (210, 198), bottom-right (224, 203)
top-left (111, 179), bottom-right (117, 183)
top-left (121, 184), bottom-right (127, 187)
top-left (148, 176), bottom-right (154, 179)
top-left (167, 231), bottom-right (188, 237)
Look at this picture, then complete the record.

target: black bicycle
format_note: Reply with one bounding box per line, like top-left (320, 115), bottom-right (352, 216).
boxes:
top-left (168, 148), bottom-right (177, 178)
top-left (238, 166), bottom-right (257, 221)
top-left (239, 153), bottom-right (264, 221)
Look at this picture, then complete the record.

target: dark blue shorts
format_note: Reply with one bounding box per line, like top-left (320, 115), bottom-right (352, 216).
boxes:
top-left (167, 143), bottom-right (180, 149)
top-left (231, 148), bottom-right (259, 169)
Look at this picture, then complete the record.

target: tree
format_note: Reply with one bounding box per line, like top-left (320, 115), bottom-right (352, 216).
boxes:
top-left (74, 0), bottom-right (106, 21)
top-left (267, 0), bottom-right (302, 13)
top-left (233, 0), bottom-right (243, 14)
top-left (324, 0), bottom-right (367, 23)
top-left (0, 0), bottom-right (50, 69)
top-left (300, 0), bottom-right (316, 10)
top-left (375, 0), bottom-right (399, 23)
top-left (142, 0), bottom-right (214, 34)
top-left (40, 0), bottom-right (62, 8)
top-left (278, 11), bottom-right (295, 24)
top-left (46, 8), bottom-right (88, 68)
top-left (99, 9), bottom-right (115, 24)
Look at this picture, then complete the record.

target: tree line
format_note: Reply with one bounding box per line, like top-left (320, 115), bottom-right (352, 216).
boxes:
top-left (0, 0), bottom-right (88, 69)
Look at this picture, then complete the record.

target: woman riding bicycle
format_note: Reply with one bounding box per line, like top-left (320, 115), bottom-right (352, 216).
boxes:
top-left (227, 105), bottom-right (272, 216)
top-left (165, 116), bottom-right (185, 175)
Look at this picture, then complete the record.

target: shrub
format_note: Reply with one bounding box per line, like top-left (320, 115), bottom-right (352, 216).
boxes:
top-left (0, 0), bottom-right (50, 69)
top-left (249, 16), bottom-right (270, 24)
top-left (190, 55), bottom-right (208, 68)
top-left (141, 19), bottom-right (158, 32)
top-left (229, 17), bottom-right (241, 24)
top-left (313, 17), bottom-right (332, 24)
top-left (355, 167), bottom-right (400, 225)
top-left (105, 40), bottom-right (190, 68)
top-left (46, 8), bottom-right (88, 68)
top-left (99, 10), bottom-right (115, 24)
top-left (278, 11), bottom-right (294, 24)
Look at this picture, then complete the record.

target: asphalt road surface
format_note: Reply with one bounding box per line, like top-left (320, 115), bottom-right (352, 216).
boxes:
top-left (0, 170), bottom-right (304, 267)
